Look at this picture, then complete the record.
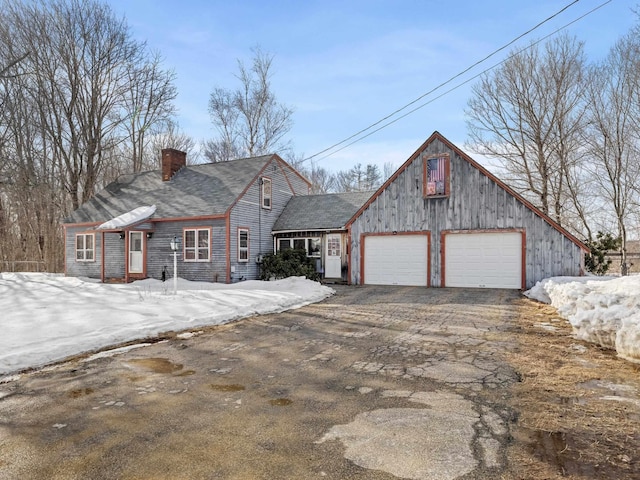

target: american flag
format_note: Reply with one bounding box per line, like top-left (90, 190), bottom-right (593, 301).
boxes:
top-left (428, 157), bottom-right (446, 182)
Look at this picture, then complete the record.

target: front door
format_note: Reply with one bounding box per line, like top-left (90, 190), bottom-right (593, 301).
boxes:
top-left (129, 231), bottom-right (144, 274)
top-left (325, 234), bottom-right (342, 278)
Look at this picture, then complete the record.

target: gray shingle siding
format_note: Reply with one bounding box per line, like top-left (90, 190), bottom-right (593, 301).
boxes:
top-left (65, 227), bottom-right (101, 278)
top-left (104, 233), bottom-right (124, 278)
top-left (145, 219), bottom-right (227, 283)
top-left (229, 158), bottom-right (310, 282)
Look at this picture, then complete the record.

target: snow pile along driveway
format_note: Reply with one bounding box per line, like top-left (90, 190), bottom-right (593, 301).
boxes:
top-left (0, 273), bottom-right (334, 375)
top-left (525, 276), bottom-right (640, 363)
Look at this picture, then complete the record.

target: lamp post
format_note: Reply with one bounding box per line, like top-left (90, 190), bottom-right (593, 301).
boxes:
top-left (169, 235), bottom-right (181, 294)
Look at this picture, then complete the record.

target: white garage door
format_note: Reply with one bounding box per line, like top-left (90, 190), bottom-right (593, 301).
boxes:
top-left (444, 232), bottom-right (522, 289)
top-left (364, 234), bottom-right (428, 286)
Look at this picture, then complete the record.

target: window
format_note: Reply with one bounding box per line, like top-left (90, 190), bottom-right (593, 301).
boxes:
top-left (75, 233), bottom-right (95, 262)
top-left (308, 238), bottom-right (321, 257)
top-left (184, 228), bottom-right (210, 262)
top-left (261, 177), bottom-right (272, 209)
top-left (423, 155), bottom-right (449, 197)
top-left (277, 237), bottom-right (321, 257)
top-left (278, 238), bottom-right (291, 251)
top-left (238, 228), bottom-right (249, 262)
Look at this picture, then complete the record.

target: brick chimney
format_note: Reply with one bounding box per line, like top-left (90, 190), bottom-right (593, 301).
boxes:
top-left (161, 148), bottom-right (186, 181)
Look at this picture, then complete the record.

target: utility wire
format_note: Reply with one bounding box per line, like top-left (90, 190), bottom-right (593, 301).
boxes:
top-left (303, 0), bottom-right (609, 164)
top-left (310, 0), bottom-right (612, 162)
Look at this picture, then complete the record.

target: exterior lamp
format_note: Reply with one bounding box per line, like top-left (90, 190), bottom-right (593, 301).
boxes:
top-left (170, 235), bottom-right (181, 294)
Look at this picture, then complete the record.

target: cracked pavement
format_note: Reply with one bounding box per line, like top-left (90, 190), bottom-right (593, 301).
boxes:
top-left (0, 286), bottom-right (523, 479)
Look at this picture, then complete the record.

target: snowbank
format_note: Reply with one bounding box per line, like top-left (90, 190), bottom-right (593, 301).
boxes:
top-left (525, 276), bottom-right (640, 363)
top-left (0, 273), bottom-right (334, 375)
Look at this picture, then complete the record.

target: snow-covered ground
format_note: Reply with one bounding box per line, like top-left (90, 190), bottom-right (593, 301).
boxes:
top-left (526, 276), bottom-right (640, 363)
top-left (0, 273), bottom-right (334, 376)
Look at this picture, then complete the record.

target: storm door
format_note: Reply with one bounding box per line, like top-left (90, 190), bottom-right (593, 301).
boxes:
top-left (129, 231), bottom-right (144, 273)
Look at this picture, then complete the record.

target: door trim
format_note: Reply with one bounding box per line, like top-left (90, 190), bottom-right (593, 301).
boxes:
top-left (128, 231), bottom-right (145, 276)
top-left (325, 233), bottom-right (343, 278)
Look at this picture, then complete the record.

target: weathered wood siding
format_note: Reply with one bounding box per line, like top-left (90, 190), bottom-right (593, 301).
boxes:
top-left (349, 137), bottom-right (584, 288)
top-left (229, 158), bottom-right (310, 281)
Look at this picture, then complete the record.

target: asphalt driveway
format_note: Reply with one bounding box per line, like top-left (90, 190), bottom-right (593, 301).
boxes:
top-left (0, 286), bottom-right (523, 480)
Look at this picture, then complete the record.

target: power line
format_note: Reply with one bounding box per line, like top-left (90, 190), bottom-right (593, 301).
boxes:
top-left (310, 0), bottom-right (612, 162)
top-left (303, 0), bottom-right (610, 164)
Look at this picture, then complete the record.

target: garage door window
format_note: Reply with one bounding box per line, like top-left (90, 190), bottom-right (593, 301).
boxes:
top-left (423, 154), bottom-right (449, 197)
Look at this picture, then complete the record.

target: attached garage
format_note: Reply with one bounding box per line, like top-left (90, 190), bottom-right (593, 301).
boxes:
top-left (347, 132), bottom-right (588, 289)
top-left (363, 233), bottom-right (429, 286)
top-left (444, 231), bottom-right (523, 289)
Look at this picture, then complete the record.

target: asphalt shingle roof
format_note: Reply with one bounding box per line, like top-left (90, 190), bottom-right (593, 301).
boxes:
top-left (273, 191), bottom-right (373, 231)
top-left (64, 155), bottom-right (273, 224)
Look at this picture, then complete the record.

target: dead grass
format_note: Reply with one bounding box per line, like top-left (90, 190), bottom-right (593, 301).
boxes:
top-left (503, 298), bottom-right (640, 479)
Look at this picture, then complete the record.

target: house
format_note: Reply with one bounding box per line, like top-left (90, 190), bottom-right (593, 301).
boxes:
top-left (605, 240), bottom-right (640, 274)
top-left (62, 149), bottom-right (310, 283)
top-left (272, 191), bottom-right (373, 282)
top-left (345, 131), bottom-right (588, 289)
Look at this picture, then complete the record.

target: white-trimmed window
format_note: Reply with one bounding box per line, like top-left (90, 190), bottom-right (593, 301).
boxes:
top-left (184, 228), bottom-right (210, 262)
top-left (278, 237), bottom-right (321, 257)
top-left (261, 177), bottom-right (272, 209)
top-left (75, 233), bottom-right (95, 262)
top-left (238, 228), bottom-right (249, 262)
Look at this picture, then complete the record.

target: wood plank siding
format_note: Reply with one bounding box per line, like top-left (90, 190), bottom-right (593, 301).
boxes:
top-left (347, 133), bottom-right (586, 289)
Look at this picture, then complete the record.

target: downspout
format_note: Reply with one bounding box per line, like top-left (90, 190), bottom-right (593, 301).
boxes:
top-left (63, 225), bottom-right (68, 276)
top-left (225, 212), bottom-right (231, 283)
top-left (258, 178), bottom-right (262, 268)
top-left (124, 230), bottom-right (129, 283)
top-left (101, 232), bottom-right (105, 283)
top-left (346, 225), bottom-right (351, 285)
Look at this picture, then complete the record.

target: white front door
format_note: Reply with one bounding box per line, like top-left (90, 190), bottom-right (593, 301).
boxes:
top-left (325, 234), bottom-right (342, 278)
top-left (129, 231), bottom-right (144, 274)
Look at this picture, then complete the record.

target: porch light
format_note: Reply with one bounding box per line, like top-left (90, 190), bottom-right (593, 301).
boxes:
top-left (170, 236), bottom-right (181, 251)
top-left (169, 235), bottom-right (181, 294)
top-left (146, 232), bottom-right (153, 239)
top-left (119, 233), bottom-right (125, 240)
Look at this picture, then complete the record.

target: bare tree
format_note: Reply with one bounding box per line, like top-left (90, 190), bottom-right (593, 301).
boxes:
top-left (335, 163), bottom-right (381, 192)
top-left (0, 0), bottom-right (178, 271)
top-left (307, 163), bottom-right (336, 194)
top-left (122, 52), bottom-right (178, 172)
top-left (207, 47), bottom-right (293, 161)
top-left (583, 32), bottom-right (640, 275)
top-left (465, 34), bottom-right (588, 229)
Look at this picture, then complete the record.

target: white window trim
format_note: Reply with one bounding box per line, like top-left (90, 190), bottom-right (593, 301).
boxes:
top-left (277, 237), bottom-right (321, 258)
top-left (75, 233), bottom-right (95, 262)
top-left (238, 228), bottom-right (249, 263)
top-left (261, 177), bottom-right (272, 210)
top-left (184, 228), bottom-right (211, 262)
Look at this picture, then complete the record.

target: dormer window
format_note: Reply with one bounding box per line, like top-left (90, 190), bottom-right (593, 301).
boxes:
top-left (261, 177), bottom-right (272, 209)
top-left (423, 154), bottom-right (450, 198)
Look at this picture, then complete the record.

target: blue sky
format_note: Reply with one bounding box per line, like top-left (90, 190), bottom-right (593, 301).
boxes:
top-left (109, 0), bottom-right (637, 172)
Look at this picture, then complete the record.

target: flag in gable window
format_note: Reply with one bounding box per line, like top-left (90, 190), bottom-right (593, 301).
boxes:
top-left (426, 156), bottom-right (447, 195)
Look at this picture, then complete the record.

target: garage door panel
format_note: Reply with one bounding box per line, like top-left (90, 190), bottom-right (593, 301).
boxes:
top-left (364, 235), bottom-right (428, 286)
top-left (445, 232), bottom-right (522, 289)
